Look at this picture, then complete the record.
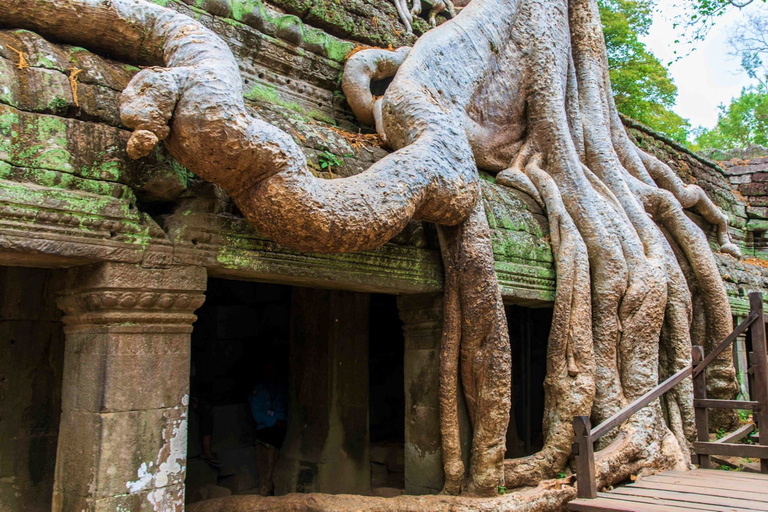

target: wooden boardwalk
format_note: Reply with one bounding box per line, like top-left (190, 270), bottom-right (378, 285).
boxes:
top-left (569, 468), bottom-right (768, 511)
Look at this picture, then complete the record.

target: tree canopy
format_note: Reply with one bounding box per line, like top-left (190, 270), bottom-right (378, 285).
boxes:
top-left (693, 85), bottom-right (768, 151)
top-left (599, 0), bottom-right (691, 143)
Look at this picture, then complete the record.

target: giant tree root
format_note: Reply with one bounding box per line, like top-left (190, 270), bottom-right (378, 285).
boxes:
top-left (186, 482), bottom-right (577, 512)
top-left (1, 0), bottom-right (741, 499)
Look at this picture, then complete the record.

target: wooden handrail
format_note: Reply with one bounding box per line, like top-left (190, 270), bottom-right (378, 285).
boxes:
top-left (572, 291), bottom-right (768, 499)
top-left (691, 311), bottom-right (757, 379)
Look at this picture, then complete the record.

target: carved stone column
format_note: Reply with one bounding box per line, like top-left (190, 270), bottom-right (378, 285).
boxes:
top-left (398, 293), bottom-right (471, 495)
top-left (53, 263), bottom-right (206, 512)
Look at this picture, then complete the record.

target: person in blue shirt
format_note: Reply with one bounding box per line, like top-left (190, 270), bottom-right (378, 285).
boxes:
top-left (249, 359), bottom-right (288, 496)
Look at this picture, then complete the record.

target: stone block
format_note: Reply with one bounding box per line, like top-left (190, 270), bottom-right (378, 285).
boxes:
top-left (747, 206), bottom-right (768, 219)
top-left (752, 172), bottom-right (768, 182)
top-left (55, 407), bottom-right (188, 499)
top-left (55, 483), bottom-right (185, 512)
top-left (740, 182), bottom-right (768, 196)
top-left (370, 462), bottom-right (388, 487)
top-left (404, 442), bottom-right (443, 495)
top-left (61, 331), bottom-right (190, 413)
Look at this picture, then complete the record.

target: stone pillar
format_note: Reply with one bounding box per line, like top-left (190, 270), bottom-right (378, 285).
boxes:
top-left (53, 263), bottom-right (206, 512)
top-left (276, 288), bottom-right (370, 495)
top-left (398, 294), bottom-right (471, 495)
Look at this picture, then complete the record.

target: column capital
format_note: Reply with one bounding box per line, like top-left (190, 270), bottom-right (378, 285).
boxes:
top-left (57, 263), bottom-right (206, 331)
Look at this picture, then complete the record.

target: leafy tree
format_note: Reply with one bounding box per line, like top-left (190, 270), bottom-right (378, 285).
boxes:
top-left (693, 84), bottom-right (768, 150)
top-left (674, 0), bottom-right (767, 41)
top-left (599, 0), bottom-right (691, 142)
top-left (727, 11), bottom-right (768, 85)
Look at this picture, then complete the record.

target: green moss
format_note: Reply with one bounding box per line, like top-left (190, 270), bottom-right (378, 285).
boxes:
top-left (244, 83), bottom-right (280, 104)
top-left (307, 110), bottom-right (336, 125)
top-left (245, 83), bottom-right (335, 124)
top-left (167, 0), bottom-right (354, 63)
top-left (230, 0), bottom-right (259, 20)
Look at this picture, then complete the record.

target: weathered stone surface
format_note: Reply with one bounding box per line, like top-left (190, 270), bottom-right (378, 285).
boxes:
top-left (397, 294), bottom-right (471, 495)
top-left (52, 262), bottom-right (206, 512)
top-left (276, 288), bottom-right (370, 496)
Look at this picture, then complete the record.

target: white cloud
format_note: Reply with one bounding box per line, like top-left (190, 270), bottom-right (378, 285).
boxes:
top-left (641, 3), bottom-right (766, 130)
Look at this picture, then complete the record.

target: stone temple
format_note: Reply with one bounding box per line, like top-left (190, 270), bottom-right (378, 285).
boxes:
top-left (0, 0), bottom-right (766, 510)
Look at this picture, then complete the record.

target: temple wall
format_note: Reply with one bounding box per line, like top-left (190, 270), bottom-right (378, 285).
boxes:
top-left (1, 0), bottom-right (768, 510)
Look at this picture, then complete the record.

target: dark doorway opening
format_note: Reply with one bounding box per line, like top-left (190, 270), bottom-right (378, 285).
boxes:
top-left (505, 305), bottom-right (553, 459)
top-left (368, 293), bottom-right (406, 494)
top-left (186, 278), bottom-right (291, 503)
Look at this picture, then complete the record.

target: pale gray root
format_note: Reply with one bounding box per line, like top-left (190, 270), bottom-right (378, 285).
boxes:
top-left (394, 0), bottom-right (414, 33)
top-left (342, 47), bottom-right (411, 128)
top-left (2, 0), bottom-right (741, 500)
top-left (498, 154), bottom-right (595, 487)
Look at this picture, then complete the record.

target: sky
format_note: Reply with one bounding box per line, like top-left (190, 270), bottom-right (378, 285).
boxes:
top-left (641, 3), bottom-right (767, 131)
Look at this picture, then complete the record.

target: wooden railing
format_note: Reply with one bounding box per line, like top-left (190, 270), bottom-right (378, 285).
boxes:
top-left (572, 291), bottom-right (768, 499)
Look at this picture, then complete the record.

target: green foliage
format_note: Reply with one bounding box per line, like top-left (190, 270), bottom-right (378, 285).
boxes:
top-left (687, 0), bottom-right (765, 21)
top-left (599, 0), bottom-right (691, 143)
top-left (692, 84), bottom-right (768, 151)
top-left (672, 0), bottom-right (767, 42)
top-left (497, 485), bottom-right (507, 495)
top-left (318, 151), bottom-right (342, 176)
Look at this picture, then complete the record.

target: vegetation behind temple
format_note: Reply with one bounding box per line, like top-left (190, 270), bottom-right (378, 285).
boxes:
top-left (599, 0), bottom-right (691, 144)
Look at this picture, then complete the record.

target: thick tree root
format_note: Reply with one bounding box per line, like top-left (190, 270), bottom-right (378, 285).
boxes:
top-left (1, 0), bottom-right (741, 499)
top-left (186, 483), bottom-right (577, 512)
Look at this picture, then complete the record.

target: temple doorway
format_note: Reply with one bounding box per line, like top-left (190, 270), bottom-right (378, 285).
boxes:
top-left (505, 305), bottom-right (553, 459)
top-left (186, 279), bottom-right (407, 502)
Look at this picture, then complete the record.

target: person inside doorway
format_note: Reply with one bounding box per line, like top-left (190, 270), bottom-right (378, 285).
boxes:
top-left (249, 358), bottom-right (288, 496)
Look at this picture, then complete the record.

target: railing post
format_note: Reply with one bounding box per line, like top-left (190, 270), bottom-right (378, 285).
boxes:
top-left (573, 415), bottom-right (597, 499)
top-left (692, 345), bottom-right (710, 469)
top-left (748, 292), bottom-right (768, 473)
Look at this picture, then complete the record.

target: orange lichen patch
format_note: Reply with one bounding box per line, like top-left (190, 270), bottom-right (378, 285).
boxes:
top-left (345, 44), bottom-right (402, 62)
top-left (733, 189), bottom-right (747, 202)
top-left (372, 16), bottom-right (378, 30)
top-left (6, 44), bottom-right (29, 69)
top-left (327, 125), bottom-right (382, 151)
top-left (742, 257), bottom-right (768, 270)
top-left (345, 45), bottom-right (371, 61)
top-left (68, 67), bottom-right (83, 107)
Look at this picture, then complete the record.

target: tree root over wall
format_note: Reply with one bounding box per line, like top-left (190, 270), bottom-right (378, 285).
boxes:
top-left (1, 0), bottom-right (740, 505)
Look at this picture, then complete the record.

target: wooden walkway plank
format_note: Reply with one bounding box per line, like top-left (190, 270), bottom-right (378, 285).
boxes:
top-left (610, 486), bottom-right (765, 511)
top-left (600, 491), bottom-right (756, 512)
top-left (628, 479), bottom-right (768, 502)
top-left (640, 472), bottom-right (765, 493)
top-left (569, 496), bottom-right (710, 512)
top-left (686, 468), bottom-right (768, 482)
